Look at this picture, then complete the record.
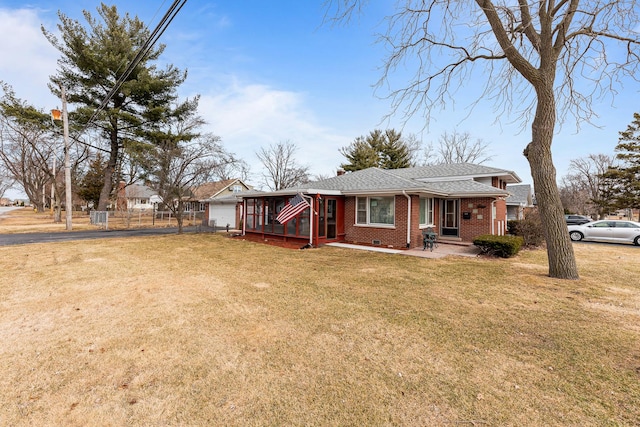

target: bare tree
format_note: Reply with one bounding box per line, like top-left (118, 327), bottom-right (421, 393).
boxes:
top-left (425, 131), bottom-right (493, 165)
top-left (0, 168), bottom-right (14, 202)
top-left (151, 133), bottom-right (233, 234)
top-left (256, 141), bottom-right (310, 191)
top-left (211, 157), bottom-right (250, 182)
top-left (0, 85), bottom-right (57, 213)
top-left (560, 154), bottom-right (616, 219)
top-left (329, 1), bottom-right (640, 279)
top-left (559, 172), bottom-right (591, 216)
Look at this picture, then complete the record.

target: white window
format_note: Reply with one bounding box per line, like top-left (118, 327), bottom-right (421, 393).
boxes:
top-left (356, 196), bottom-right (395, 225)
top-left (419, 197), bottom-right (434, 226)
top-left (231, 185), bottom-right (243, 193)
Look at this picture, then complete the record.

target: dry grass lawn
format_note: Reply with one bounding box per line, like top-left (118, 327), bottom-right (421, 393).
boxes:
top-left (0, 207), bottom-right (194, 233)
top-left (0, 222), bottom-right (639, 425)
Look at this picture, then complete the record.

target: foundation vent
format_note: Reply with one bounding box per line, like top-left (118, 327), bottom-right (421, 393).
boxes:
top-left (372, 239), bottom-right (381, 245)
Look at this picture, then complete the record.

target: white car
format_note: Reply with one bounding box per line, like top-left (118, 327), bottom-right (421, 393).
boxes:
top-left (568, 220), bottom-right (640, 246)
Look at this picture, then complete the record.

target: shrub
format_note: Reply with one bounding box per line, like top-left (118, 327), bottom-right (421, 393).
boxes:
top-left (507, 220), bottom-right (521, 236)
top-left (508, 210), bottom-right (544, 247)
top-left (473, 234), bottom-right (524, 258)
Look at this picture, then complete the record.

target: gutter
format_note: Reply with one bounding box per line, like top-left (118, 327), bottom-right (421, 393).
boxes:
top-left (402, 191), bottom-right (411, 248)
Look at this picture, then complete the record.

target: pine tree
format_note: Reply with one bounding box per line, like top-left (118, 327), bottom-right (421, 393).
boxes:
top-left (601, 113), bottom-right (640, 220)
top-left (77, 153), bottom-right (106, 208)
top-left (340, 129), bottom-right (413, 171)
top-left (42, 4), bottom-right (187, 210)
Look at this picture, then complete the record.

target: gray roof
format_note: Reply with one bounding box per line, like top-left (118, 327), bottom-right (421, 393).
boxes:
top-left (392, 163), bottom-right (521, 182)
top-left (506, 184), bottom-right (533, 206)
top-left (241, 163), bottom-right (520, 198)
top-left (124, 184), bottom-right (156, 199)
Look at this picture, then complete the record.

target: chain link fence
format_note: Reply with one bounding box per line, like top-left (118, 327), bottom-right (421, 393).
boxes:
top-left (89, 210), bottom-right (206, 229)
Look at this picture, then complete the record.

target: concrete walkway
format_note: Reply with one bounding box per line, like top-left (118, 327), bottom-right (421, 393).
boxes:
top-left (326, 242), bottom-right (480, 259)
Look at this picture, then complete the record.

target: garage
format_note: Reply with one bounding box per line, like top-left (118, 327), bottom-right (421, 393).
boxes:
top-left (208, 196), bottom-right (239, 229)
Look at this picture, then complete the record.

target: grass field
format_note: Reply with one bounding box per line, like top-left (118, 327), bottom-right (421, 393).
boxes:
top-left (0, 207), bottom-right (198, 234)
top-left (1, 211), bottom-right (639, 426)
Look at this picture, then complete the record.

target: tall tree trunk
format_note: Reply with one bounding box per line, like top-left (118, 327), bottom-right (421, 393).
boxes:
top-left (526, 84), bottom-right (579, 279)
top-left (176, 201), bottom-right (184, 234)
top-left (97, 121), bottom-right (119, 211)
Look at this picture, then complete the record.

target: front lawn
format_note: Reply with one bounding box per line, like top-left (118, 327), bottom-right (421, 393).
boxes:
top-left (1, 235), bottom-right (638, 425)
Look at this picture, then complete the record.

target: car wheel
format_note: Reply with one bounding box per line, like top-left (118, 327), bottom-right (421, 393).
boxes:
top-left (569, 231), bottom-right (583, 242)
top-left (634, 236), bottom-right (640, 246)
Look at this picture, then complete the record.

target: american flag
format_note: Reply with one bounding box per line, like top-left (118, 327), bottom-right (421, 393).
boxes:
top-left (276, 193), bottom-right (310, 224)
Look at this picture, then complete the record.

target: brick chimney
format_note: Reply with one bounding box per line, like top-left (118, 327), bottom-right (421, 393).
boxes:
top-left (337, 169), bottom-right (345, 176)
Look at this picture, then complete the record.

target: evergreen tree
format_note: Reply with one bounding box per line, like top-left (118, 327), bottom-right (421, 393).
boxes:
top-left (339, 136), bottom-right (379, 172)
top-left (340, 129), bottom-right (413, 171)
top-left (77, 153), bottom-right (106, 208)
top-left (42, 4), bottom-right (187, 210)
top-left (599, 113), bottom-right (640, 220)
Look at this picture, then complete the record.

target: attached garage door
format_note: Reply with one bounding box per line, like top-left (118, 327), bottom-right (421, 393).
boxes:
top-left (209, 204), bottom-right (236, 228)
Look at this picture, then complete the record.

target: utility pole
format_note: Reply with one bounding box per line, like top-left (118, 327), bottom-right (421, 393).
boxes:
top-left (51, 88), bottom-right (73, 230)
top-left (62, 86), bottom-right (72, 231)
top-left (50, 154), bottom-right (56, 215)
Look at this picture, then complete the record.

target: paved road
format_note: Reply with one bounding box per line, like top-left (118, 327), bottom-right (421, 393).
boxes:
top-left (0, 226), bottom-right (214, 247)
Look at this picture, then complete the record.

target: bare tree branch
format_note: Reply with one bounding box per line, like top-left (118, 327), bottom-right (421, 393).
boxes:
top-left (256, 141), bottom-right (310, 191)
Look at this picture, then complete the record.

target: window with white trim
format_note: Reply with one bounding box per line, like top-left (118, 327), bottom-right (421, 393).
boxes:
top-left (419, 197), bottom-right (434, 226)
top-left (356, 196), bottom-right (395, 225)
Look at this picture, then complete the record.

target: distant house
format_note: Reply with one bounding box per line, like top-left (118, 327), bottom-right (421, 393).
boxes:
top-left (239, 163), bottom-right (521, 248)
top-left (506, 184), bottom-right (534, 220)
top-left (191, 179), bottom-right (253, 228)
top-left (116, 182), bottom-right (160, 211)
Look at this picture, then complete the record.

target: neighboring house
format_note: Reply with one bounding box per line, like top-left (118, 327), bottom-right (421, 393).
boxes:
top-left (239, 163), bottom-right (521, 248)
top-left (116, 182), bottom-right (160, 211)
top-left (191, 179), bottom-right (253, 228)
top-left (506, 184), bottom-right (534, 220)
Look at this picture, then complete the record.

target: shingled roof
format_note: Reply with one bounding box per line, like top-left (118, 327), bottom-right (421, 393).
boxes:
top-left (241, 163), bottom-right (521, 198)
top-left (506, 184), bottom-right (533, 206)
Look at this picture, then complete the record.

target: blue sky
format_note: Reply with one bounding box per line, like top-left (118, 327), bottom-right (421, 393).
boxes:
top-left (1, 1), bottom-right (639, 198)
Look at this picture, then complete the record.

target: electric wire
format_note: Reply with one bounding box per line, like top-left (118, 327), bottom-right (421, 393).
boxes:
top-left (75, 0), bottom-right (187, 142)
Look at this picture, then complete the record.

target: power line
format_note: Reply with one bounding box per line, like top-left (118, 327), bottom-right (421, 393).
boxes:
top-left (79, 0), bottom-right (188, 136)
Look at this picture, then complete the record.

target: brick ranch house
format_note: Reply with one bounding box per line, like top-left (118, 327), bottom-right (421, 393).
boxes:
top-left (239, 163), bottom-right (522, 249)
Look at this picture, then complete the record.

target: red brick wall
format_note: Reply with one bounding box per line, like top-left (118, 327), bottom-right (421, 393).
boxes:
top-left (343, 194), bottom-right (508, 247)
top-left (459, 197), bottom-right (494, 241)
top-left (344, 195), bottom-right (411, 248)
top-left (494, 197), bottom-right (507, 236)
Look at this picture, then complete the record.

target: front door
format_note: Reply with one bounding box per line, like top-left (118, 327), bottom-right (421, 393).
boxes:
top-left (326, 199), bottom-right (337, 239)
top-left (441, 199), bottom-right (459, 237)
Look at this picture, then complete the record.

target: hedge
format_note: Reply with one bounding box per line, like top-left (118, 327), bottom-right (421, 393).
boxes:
top-left (473, 234), bottom-right (524, 258)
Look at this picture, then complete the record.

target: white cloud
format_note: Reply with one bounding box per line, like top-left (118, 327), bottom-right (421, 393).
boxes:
top-left (197, 79), bottom-right (348, 180)
top-left (0, 8), bottom-right (59, 106)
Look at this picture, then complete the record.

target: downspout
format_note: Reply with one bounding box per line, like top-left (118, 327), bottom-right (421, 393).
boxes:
top-left (402, 191), bottom-right (411, 248)
top-left (491, 198), bottom-right (495, 235)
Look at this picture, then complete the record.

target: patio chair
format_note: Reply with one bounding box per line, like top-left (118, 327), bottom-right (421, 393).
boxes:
top-left (422, 227), bottom-right (438, 252)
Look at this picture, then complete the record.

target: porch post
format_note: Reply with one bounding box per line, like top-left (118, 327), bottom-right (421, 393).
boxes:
top-left (302, 194), bottom-right (313, 246)
top-left (242, 198), bottom-right (246, 236)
